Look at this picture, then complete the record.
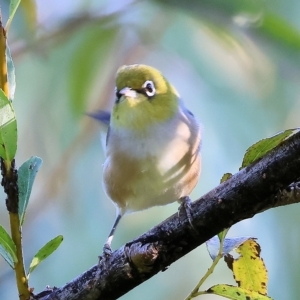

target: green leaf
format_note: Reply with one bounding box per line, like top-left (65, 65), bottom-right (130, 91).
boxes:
top-left (261, 14), bottom-right (300, 50)
top-left (67, 25), bottom-right (118, 117)
top-left (5, 0), bottom-right (22, 32)
top-left (207, 284), bottom-right (273, 300)
top-left (0, 224), bottom-right (17, 268)
top-left (220, 173), bottom-right (232, 183)
top-left (218, 227), bottom-right (230, 242)
top-left (18, 156), bottom-right (43, 225)
top-left (0, 89), bottom-right (17, 162)
top-left (241, 128), bottom-right (300, 169)
top-left (28, 235), bottom-right (63, 277)
top-left (6, 45), bottom-right (16, 100)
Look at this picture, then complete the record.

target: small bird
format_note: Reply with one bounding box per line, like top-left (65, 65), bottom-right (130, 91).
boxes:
top-left (100, 64), bottom-right (201, 255)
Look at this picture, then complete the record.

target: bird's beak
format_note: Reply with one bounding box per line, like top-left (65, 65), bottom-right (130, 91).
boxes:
top-left (119, 87), bottom-right (137, 99)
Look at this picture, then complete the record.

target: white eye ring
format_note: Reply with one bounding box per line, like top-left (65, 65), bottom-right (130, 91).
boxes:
top-left (142, 80), bottom-right (156, 97)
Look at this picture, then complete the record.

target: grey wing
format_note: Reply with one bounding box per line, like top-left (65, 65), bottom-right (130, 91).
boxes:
top-left (181, 102), bottom-right (202, 151)
top-left (106, 126), bottom-right (111, 146)
top-left (87, 110), bottom-right (111, 146)
top-left (88, 110), bottom-right (111, 126)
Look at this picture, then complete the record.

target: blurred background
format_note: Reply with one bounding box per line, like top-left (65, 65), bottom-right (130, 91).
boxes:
top-left (0, 0), bottom-right (300, 299)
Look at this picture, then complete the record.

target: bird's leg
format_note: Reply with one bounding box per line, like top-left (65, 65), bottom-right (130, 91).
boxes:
top-left (178, 196), bottom-right (196, 231)
top-left (101, 214), bottom-right (122, 259)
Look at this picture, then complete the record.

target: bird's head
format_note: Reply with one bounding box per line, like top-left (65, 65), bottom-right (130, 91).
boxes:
top-left (112, 64), bottom-right (180, 130)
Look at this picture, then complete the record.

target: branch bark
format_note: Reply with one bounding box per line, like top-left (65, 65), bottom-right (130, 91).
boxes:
top-left (36, 131), bottom-right (300, 300)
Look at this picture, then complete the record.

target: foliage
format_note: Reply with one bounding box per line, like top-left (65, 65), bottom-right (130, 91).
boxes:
top-left (186, 234), bottom-right (272, 300)
top-left (241, 129), bottom-right (300, 169)
top-left (0, 3), bottom-right (63, 299)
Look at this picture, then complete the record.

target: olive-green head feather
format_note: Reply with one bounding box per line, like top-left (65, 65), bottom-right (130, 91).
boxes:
top-left (112, 64), bottom-right (180, 130)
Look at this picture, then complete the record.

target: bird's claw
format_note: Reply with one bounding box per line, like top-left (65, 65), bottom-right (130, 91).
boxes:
top-left (98, 243), bottom-right (113, 266)
top-left (103, 243), bottom-right (113, 256)
top-left (178, 196), bottom-right (197, 232)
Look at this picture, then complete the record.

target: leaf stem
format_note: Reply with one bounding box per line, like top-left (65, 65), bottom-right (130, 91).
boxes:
top-left (1, 158), bottom-right (30, 300)
top-left (184, 236), bottom-right (226, 300)
top-left (10, 212), bottom-right (30, 300)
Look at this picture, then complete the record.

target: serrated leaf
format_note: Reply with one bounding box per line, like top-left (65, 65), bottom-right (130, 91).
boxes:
top-left (28, 235), bottom-right (63, 277)
top-left (206, 235), bottom-right (252, 261)
top-left (207, 284), bottom-right (273, 300)
top-left (241, 128), bottom-right (300, 169)
top-left (0, 89), bottom-right (17, 162)
top-left (6, 0), bottom-right (22, 31)
top-left (6, 45), bottom-right (16, 100)
top-left (0, 224), bottom-right (17, 268)
top-left (230, 239), bottom-right (268, 295)
top-left (18, 156), bottom-right (43, 225)
top-left (220, 173), bottom-right (232, 183)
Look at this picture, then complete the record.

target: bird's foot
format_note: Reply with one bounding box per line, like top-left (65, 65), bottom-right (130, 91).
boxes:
top-left (98, 243), bottom-right (113, 266)
top-left (178, 196), bottom-right (197, 232)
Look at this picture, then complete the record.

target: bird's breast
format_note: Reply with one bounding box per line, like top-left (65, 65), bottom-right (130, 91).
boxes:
top-left (103, 110), bottom-right (201, 214)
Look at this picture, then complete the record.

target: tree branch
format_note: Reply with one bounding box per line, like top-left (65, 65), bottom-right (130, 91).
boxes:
top-left (36, 131), bottom-right (300, 300)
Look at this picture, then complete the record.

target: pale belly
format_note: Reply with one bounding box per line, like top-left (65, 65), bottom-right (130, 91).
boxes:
top-left (103, 140), bottom-right (201, 215)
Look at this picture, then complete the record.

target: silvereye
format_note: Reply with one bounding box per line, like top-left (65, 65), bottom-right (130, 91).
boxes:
top-left (101, 64), bottom-right (201, 255)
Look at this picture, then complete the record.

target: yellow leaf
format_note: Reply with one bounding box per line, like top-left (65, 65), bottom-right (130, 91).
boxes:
top-left (0, 21), bottom-right (8, 96)
top-left (21, 0), bottom-right (37, 33)
top-left (207, 284), bottom-right (273, 300)
top-left (233, 239), bottom-right (268, 295)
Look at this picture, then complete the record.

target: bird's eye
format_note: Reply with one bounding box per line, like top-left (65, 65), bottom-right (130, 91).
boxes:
top-left (142, 80), bottom-right (156, 97)
top-left (115, 87), bottom-right (121, 101)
